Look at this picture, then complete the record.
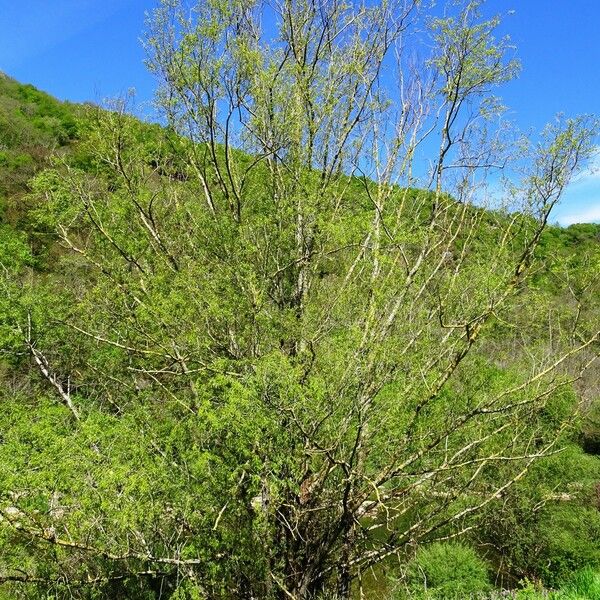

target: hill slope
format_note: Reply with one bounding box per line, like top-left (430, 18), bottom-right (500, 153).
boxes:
top-left (0, 73), bottom-right (78, 213)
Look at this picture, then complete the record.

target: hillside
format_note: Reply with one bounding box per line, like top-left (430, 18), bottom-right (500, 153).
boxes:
top-left (0, 75), bottom-right (599, 600)
top-left (0, 73), bottom-right (78, 215)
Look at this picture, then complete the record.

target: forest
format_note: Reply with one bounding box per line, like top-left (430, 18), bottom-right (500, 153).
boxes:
top-left (0, 1), bottom-right (599, 598)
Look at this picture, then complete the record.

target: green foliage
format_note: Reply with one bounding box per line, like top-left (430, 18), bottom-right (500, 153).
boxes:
top-left (476, 441), bottom-right (600, 588)
top-left (390, 568), bottom-right (600, 599)
top-left (401, 543), bottom-right (492, 598)
top-left (0, 74), bottom-right (77, 149)
top-left (0, 73), bottom-right (79, 225)
top-left (430, 1), bottom-right (520, 101)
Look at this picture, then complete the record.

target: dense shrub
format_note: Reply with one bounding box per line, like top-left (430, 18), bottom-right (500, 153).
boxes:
top-left (401, 542), bottom-right (492, 598)
top-left (475, 434), bottom-right (600, 589)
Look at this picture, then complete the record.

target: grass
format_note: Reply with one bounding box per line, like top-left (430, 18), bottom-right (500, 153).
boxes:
top-left (386, 568), bottom-right (600, 600)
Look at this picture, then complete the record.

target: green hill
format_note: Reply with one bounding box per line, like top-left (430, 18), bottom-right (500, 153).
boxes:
top-left (0, 73), bottom-right (78, 215)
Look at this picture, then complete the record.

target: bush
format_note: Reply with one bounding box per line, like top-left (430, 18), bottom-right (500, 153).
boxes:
top-left (476, 443), bottom-right (600, 588)
top-left (537, 505), bottom-right (600, 587)
top-left (401, 542), bottom-right (492, 598)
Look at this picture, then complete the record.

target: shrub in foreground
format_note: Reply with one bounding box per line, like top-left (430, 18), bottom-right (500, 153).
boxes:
top-left (401, 542), bottom-right (492, 598)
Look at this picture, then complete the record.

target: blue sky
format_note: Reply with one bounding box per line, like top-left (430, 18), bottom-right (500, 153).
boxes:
top-left (1, 0), bottom-right (598, 225)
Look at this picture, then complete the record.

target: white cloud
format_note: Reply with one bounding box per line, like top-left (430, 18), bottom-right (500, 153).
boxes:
top-left (552, 148), bottom-right (600, 225)
top-left (557, 202), bottom-right (600, 226)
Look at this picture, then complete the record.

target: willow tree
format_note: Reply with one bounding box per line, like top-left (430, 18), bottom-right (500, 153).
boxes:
top-left (0, 0), bottom-right (598, 598)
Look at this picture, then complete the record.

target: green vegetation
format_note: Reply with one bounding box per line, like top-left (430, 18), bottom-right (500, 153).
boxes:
top-left (426, 567), bottom-right (600, 599)
top-left (0, 73), bottom-right (78, 217)
top-left (397, 542), bottom-right (492, 598)
top-left (0, 1), bottom-right (599, 599)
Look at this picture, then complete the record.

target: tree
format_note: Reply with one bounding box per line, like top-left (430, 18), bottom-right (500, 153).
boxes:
top-left (0, 0), bottom-right (598, 598)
